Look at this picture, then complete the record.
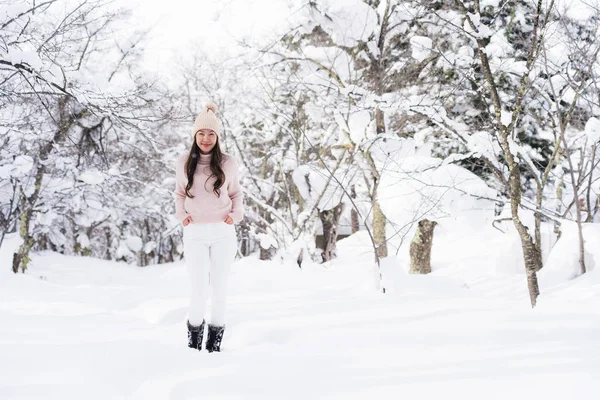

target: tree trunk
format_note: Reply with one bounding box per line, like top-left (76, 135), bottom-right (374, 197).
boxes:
top-left (575, 206), bottom-right (587, 275)
top-left (521, 235), bottom-right (542, 306)
top-left (0, 181), bottom-right (17, 250)
top-left (350, 185), bottom-right (359, 233)
top-left (459, 0), bottom-right (548, 306)
top-left (259, 245), bottom-right (276, 261)
top-left (239, 224), bottom-right (250, 257)
top-left (11, 96), bottom-right (80, 273)
top-left (371, 105), bottom-right (388, 259)
top-left (554, 172), bottom-right (564, 240)
top-left (508, 168), bottom-right (542, 307)
top-left (560, 158), bottom-right (587, 276)
top-left (409, 219), bottom-right (437, 274)
top-left (319, 202), bottom-right (344, 262)
top-left (104, 227), bottom-right (112, 260)
top-left (375, 108), bottom-right (385, 134)
top-left (12, 165), bottom-right (44, 273)
top-left (0, 212), bottom-right (8, 251)
top-left (584, 144), bottom-right (596, 223)
top-left (511, 211), bottom-right (542, 307)
top-left (534, 187), bottom-right (543, 268)
top-left (372, 196), bottom-right (387, 259)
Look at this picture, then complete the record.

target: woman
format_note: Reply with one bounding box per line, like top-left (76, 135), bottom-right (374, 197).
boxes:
top-left (174, 103), bottom-right (244, 353)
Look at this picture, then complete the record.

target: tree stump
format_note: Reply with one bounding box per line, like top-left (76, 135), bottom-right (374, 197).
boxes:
top-left (409, 219), bottom-right (437, 274)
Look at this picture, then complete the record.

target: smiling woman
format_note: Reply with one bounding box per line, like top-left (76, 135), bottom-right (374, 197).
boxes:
top-left (173, 103), bottom-right (245, 353)
top-left (197, 129), bottom-right (217, 153)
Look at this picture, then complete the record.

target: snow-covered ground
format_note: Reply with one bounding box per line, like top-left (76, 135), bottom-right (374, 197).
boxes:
top-left (1, 232), bottom-right (599, 400)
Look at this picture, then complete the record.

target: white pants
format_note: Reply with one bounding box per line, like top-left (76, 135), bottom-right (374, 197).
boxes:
top-left (183, 222), bottom-right (237, 327)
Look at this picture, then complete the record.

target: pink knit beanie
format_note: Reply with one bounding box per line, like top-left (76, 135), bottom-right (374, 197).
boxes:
top-left (193, 103), bottom-right (220, 137)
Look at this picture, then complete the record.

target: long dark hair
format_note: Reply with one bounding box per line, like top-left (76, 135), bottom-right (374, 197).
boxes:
top-left (184, 137), bottom-right (225, 198)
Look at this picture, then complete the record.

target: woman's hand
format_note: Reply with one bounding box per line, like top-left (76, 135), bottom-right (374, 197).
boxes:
top-left (224, 215), bottom-right (234, 225)
top-left (183, 216), bottom-right (193, 226)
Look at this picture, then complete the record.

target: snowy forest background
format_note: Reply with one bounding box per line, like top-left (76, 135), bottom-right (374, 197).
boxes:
top-left (2, 0), bottom-right (600, 308)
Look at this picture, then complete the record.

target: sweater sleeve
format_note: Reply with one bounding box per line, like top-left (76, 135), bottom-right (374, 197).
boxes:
top-left (174, 155), bottom-right (190, 222)
top-left (227, 157), bottom-right (245, 223)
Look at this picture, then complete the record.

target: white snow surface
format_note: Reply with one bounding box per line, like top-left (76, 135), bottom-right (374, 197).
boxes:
top-left (410, 36), bottom-right (433, 62)
top-left (257, 233), bottom-right (278, 250)
top-left (292, 165), bottom-right (347, 211)
top-left (555, 0), bottom-right (599, 21)
top-left (7, 155), bottom-right (34, 178)
top-left (540, 222), bottom-right (600, 283)
top-left (126, 236), bottom-right (144, 252)
top-left (1, 229), bottom-right (599, 399)
top-left (78, 169), bottom-right (105, 185)
top-left (585, 117), bottom-right (600, 145)
top-left (378, 156), bottom-right (497, 228)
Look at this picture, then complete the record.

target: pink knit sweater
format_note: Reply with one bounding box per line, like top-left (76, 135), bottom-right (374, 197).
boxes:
top-left (174, 152), bottom-right (244, 224)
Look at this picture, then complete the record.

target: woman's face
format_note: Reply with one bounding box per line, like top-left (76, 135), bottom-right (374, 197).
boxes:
top-left (196, 129), bottom-right (217, 153)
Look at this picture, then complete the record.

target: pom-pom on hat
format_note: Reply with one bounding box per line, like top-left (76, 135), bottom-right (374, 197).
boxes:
top-left (193, 102), bottom-right (220, 137)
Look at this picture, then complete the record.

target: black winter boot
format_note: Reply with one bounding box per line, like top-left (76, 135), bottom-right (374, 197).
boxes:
top-left (205, 324), bottom-right (225, 353)
top-left (187, 320), bottom-right (205, 351)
